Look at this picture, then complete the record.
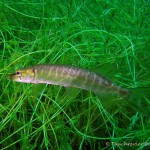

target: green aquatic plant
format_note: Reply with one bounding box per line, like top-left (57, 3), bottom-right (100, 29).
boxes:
top-left (0, 0), bottom-right (149, 150)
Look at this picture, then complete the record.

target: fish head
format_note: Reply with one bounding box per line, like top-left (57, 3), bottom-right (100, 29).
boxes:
top-left (7, 68), bottom-right (35, 83)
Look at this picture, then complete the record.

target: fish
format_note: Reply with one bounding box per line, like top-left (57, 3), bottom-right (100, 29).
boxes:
top-left (7, 64), bottom-right (150, 115)
top-left (7, 64), bottom-right (130, 97)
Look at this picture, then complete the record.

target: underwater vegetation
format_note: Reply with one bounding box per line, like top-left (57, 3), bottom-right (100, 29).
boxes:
top-left (0, 0), bottom-right (150, 150)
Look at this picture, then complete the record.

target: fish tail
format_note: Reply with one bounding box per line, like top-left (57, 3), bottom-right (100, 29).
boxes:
top-left (129, 87), bottom-right (150, 98)
top-left (127, 87), bottom-right (150, 115)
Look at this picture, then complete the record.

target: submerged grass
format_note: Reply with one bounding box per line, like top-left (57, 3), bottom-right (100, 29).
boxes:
top-left (0, 0), bottom-right (150, 149)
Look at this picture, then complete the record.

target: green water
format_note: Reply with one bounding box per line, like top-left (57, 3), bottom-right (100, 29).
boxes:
top-left (0, 0), bottom-right (149, 149)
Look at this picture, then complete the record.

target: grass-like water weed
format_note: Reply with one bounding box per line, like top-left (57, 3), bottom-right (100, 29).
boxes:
top-left (0, 0), bottom-right (149, 149)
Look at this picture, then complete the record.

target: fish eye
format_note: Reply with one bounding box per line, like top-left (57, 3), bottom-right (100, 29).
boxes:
top-left (16, 71), bottom-right (21, 76)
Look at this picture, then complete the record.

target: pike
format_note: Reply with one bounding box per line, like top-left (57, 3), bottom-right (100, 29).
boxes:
top-left (7, 64), bottom-right (130, 96)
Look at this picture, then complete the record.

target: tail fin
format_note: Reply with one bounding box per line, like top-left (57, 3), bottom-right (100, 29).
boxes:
top-left (127, 87), bottom-right (150, 116)
top-left (129, 87), bottom-right (150, 98)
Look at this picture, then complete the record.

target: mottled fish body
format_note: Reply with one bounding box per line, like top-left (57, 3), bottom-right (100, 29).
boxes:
top-left (7, 64), bottom-right (129, 96)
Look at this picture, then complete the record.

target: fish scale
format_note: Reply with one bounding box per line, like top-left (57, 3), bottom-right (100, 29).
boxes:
top-left (7, 64), bottom-right (129, 96)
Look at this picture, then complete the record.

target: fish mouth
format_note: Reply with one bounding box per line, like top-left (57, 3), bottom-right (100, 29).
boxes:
top-left (7, 73), bottom-right (17, 80)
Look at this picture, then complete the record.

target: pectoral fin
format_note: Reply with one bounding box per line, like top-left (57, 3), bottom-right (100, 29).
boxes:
top-left (65, 87), bottom-right (81, 99)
